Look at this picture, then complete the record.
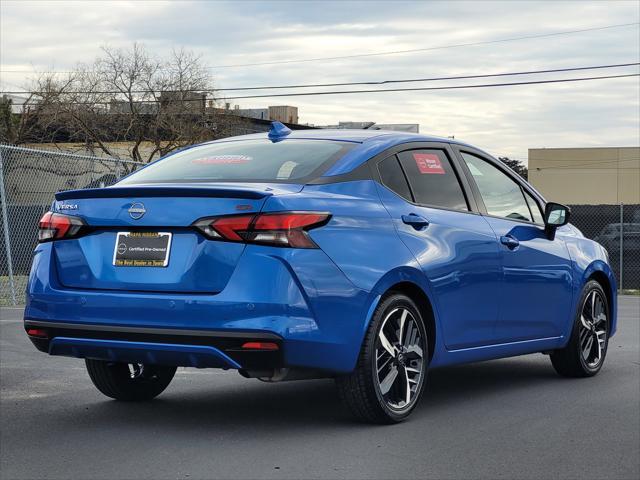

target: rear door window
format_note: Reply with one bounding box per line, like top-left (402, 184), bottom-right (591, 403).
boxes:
top-left (396, 150), bottom-right (468, 211)
top-left (118, 139), bottom-right (355, 184)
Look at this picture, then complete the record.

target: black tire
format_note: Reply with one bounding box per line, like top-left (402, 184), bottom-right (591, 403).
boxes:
top-left (336, 293), bottom-right (429, 424)
top-left (85, 359), bottom-right (177, 401)
top-left (550, 280), bottom-right (610, 378)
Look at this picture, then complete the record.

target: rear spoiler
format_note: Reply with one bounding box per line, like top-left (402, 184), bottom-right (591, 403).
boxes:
top-left (55, 185), bottom-right (270, 201)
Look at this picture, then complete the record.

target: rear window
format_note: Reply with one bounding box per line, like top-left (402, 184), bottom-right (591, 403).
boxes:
top-left (118, 139), bottom-right (355, 184)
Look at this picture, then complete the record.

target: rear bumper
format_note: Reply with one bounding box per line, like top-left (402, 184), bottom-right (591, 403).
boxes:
top-left (50, 338), bottom-right (241, 369)
top-left (25, 243), bottom-right (372, 373)
top-left (25, 320), bottom-right (282, 369)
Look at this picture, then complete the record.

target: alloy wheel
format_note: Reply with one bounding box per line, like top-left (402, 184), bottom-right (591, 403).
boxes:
top-left (375, 307), bottom-right (425, 411)
top-left (579, 290), bottom-right (608, 368)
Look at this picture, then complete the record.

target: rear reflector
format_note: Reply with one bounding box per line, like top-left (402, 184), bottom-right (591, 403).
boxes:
top-left (241, 342), bottom-right (279, 351)
top-left (26, 328), bottom-right (48, 338)
top-left (193, 211), bottom-right (330, 248)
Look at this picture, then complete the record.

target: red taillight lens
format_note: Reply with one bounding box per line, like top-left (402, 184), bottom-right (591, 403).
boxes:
top-left (193, 212), bottom-right (330, 248)
top-left (241, 342), bottom-right (279, 351)
top-left (253, 213), bottom-right (328, 230)
top-left (38, 212), bottom-right (86, 242)
top-left (208, 215), bottom-right (254, 241)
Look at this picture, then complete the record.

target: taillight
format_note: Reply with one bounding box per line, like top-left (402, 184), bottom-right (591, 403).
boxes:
top-left (38, 212), bottom-right (86, 242)
top-left (193, 212), bottom-right (330, 248)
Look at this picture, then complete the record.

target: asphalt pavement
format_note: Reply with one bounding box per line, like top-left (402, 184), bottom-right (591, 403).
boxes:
top-left (1, 296), bottom-right (638, 479)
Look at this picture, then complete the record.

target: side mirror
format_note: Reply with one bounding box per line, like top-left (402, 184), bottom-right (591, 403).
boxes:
top-left (544, 202), bottom-right (571, 239)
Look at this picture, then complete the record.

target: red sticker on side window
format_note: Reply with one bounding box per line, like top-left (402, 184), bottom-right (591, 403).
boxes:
top-left (413, 153), bottom-right (445, 174)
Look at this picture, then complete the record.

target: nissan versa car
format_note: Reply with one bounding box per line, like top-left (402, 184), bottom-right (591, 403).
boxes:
top-left (24, 122), bottom-right (616, 423)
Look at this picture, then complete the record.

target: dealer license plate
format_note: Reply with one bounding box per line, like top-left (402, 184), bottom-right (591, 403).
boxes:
top-left (113, 232), bottom-right (172, 267)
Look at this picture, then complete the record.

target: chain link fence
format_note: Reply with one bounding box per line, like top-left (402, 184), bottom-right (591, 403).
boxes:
top-left (0, 144), bottom-right (144, 305)
top-left (1, 144), bottom-right (639, 305)
top-left (568, 204), bottom-right (640, 292)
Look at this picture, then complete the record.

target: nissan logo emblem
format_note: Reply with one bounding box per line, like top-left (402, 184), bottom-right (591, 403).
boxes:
top-left (128, 202), bottom-right (146, 220)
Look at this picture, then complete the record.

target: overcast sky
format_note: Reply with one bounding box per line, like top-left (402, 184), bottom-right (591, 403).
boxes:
top-left (1, 0), bottom-right (639, 162)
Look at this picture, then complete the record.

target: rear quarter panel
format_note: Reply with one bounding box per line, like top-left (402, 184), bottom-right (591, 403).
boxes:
top-left (262, 180), bottom-right (429, 366)
top-left (263, 180), bottom-right (422, 294)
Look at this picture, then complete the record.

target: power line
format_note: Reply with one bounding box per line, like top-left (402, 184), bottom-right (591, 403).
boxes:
top-left (534, 167), bottom-right (638, 171)
top-left (1, 22), bottom-right (638, 74)
top-left (2, 62), bottom-right (638, 96)
top-left (7, 73), bottom-right (638, 106)
top-left (207, 22), bottom-right (640, 69)
top-left (502, 157), bottom-right (640, 169)
top-left (204, 62), bottom-right (640, 91)
top-left (534, 159), bottom-right (640, 169)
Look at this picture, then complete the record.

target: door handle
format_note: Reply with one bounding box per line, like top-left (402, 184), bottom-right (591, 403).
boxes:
top-left (402, 214), bottom-right (429, 230)
top-left (500, 235), bottom-right (520, 250)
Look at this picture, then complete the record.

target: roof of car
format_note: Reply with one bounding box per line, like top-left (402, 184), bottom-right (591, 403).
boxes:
top-left (208, 128), bottom-right (465, 145)
top-left (198, 128), bottom-right (483, 177)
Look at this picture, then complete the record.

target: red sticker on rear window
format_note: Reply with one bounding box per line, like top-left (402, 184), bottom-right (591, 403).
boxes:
top-left (413, 153), bottom-right (445, 174)
top-left (192, 155), bottom-right (252, 165)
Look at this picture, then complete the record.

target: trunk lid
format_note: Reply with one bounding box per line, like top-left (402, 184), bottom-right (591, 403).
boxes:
top-left (52, 183), bottom-right (302, 293)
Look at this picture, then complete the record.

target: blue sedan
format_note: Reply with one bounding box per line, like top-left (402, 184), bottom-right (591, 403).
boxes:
top-left (25, 122), bottom-right (616, 423)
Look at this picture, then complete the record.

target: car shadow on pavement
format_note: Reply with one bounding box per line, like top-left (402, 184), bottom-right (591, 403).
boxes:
top-left (422, 355), bottom-right (559, 409)
top-left (71, 355), bottom-right (560, 429)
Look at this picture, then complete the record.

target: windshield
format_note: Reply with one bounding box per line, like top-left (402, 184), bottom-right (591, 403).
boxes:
top-left (118, 139), bottom-right (355, 184)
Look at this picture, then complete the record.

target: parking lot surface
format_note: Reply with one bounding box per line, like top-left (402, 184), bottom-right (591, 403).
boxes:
top-left (1, 296), bottom-right (638, 479)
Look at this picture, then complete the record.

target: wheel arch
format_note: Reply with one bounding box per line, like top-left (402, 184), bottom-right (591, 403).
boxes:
top-left (581, 260), bottom-right (618, 336)
top-left (362, 266), bottom-right (440, 364)
top-left (371, 281), bottom-right (436, 363)
top-left (387, 281), bottom-right (436, 362)
top-left (588, 271), bottom-right (613, 314)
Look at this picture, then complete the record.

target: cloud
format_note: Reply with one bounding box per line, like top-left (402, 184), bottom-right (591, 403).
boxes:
top-left (1, 0), bottom-right (638, 160)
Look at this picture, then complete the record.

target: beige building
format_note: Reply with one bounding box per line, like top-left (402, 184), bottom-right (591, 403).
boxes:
top-left (267, 106), bottom-right (298, 124)
top-left (528, 147), bottom-right (640, 205)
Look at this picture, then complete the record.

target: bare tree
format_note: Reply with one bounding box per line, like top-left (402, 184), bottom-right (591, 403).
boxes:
top-left (498, 156), bottom-right (528, 180)
top-left (9, 44), bottom-right (249, 162)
